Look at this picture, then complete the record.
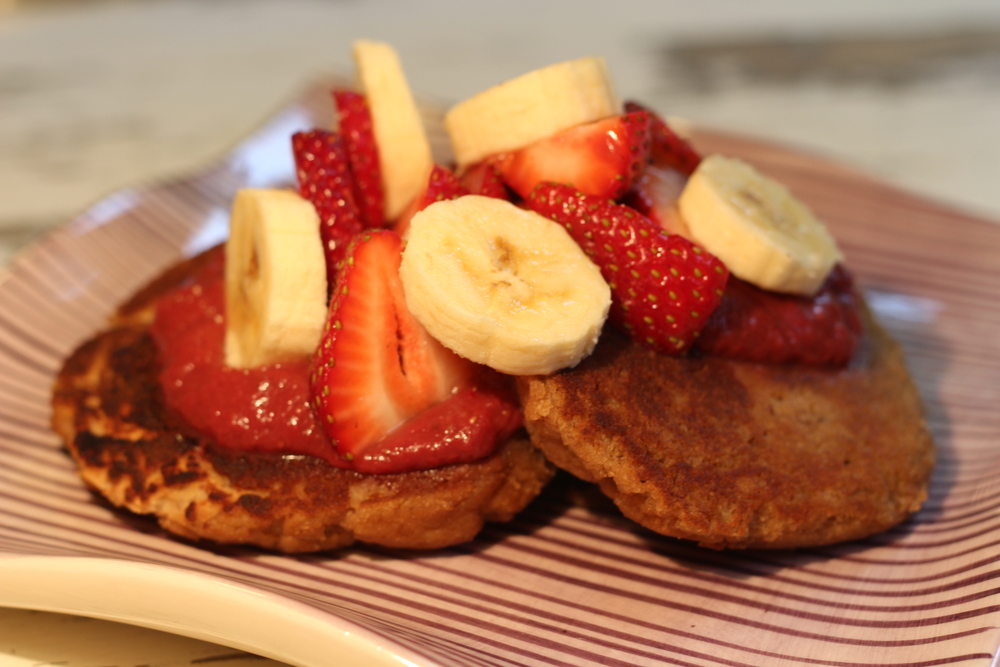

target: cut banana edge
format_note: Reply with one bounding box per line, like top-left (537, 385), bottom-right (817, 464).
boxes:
top-left (444, 57), bottom-right (622, 169)
top-left (399, 195), bottom-right (611, 376)
top-left (678, 154), bottom-right (843, 296)
top-left (224, 189), bottom-right (328, 369)
top-left (353, 40), bottom-right (434, 221)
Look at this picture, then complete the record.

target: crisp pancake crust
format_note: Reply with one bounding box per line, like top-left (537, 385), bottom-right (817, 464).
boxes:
top-left (517, 318), bottom-right (935, 549)
top-left (51, 252), bottom-right (554, 553)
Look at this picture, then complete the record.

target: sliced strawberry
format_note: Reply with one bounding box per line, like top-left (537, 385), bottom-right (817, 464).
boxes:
top-left (528, 183), bottom-right (728, 354)
top-left (622, 161), bottom-right (692, 237)
top-left (460, 159), bottom-right (510, 200)
top-left (696, 265), bottom-right (863, 366)
top-left (310, 230), bottom-right (520, 472)
top-left (392, 164), bottom-right (469, 238)
top-left (291, 129), bottom-right (364, 280)
top-left (496, 111), bottom-right (651, 200)
top-left (625, 101), bottom-right (701, 176)
top-left (349, 380), bottom-right (523, 474)
top-left (332, 89), bottom-right (385, 228)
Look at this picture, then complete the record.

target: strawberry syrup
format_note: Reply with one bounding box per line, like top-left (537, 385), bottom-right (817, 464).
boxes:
top-left (149, 252), bottom-right (339, 464)
top-left (148, 251), bottom-right (518, 472)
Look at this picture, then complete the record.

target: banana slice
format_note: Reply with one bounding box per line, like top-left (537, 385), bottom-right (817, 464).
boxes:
top-left (678, 154), bottom-right (842, 295)
top-left (445, 57), bottom-right (621, 169)
top-left (399, 195), bottom-right (611, 375)
top-left (224, 189), bottom-right (328, 368)
top-left (353, 40), bottom-right (434, 220)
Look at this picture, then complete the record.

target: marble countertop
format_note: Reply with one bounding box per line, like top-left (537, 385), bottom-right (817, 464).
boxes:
top-left (1, 1), bottom-right (999, 665)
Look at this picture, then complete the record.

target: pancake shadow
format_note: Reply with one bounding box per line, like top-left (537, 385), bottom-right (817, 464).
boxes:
top-left (483, 470), bottom-right (959, 583)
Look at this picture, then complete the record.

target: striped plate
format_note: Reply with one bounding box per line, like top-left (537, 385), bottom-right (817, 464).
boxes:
top-left (2, 83), bottom-right (999, 667)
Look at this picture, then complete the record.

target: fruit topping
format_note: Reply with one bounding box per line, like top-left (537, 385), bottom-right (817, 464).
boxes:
top-left (622, 160), bottom-right (692, 238)
top-left (459, 159), bottom-right (510, 200)
top-left (155, 250), bottom-right (335, 460)
top-left (495, 111), bottom-right (651, 200)
top-left (393, 164), bottom-right (470, 238)
top-left (445, 57), bottom-right (621, 168)
top-left (353, 40), bottom-right (434, 220)
top-left (291, 129), bottom-right (365, 277)
top-left (332, 89), bottom-right (385, 228)
top-left (310, 229), bottom-right (502, 469)
top-left (347, 381), bottom-right (523, 474)
top-left (399, 195), bottom-right (611, 375)
top-left (678, 154), bottom-right (842, 296)
top-left (223, 189), bottom-right (328, 368)
top-left (696, 264), bottom-right (863, 366)
top-left (625, 100), bottom-right (702, 176)
top-left (528, 183), bottom-right (728, 355)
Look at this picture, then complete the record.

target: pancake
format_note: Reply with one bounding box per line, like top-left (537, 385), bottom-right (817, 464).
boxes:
top-left (51, 252), bottom-right (554, 553)
top-left (516, 314), bottom-right (935, 549)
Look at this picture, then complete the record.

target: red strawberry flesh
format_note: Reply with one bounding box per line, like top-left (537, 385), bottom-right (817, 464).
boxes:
top-left (497, 111), bottom-right (651, 200)
top-left (292, 129), bottom-right (365, 281)
top-left (622, 161), bottom-right (691, 237)
top-left (696, 265), bottom-right (863, 366)
top-left (310, 229), bottom-right (517, 472)
top-left (349, 380), bottom-right (523, 474)
top-left (460, 160), bottom-right (510, 200)
top-left (528, 183), bottom-right (728, 354)
top-left (624, 101), bottom-right (702, 176)
top-left (333, 89), bottom-right (385, 228)
top-left (392, 164), bottom-right (469, 238)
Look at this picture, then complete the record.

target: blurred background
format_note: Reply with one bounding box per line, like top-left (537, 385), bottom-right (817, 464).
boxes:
top-left (1, 0), bottom-right (998, 664)
top-left (2, 0), bottom-right (1000, 269)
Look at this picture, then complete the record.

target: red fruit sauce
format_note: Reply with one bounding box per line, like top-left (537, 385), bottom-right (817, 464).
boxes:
top-left (149, 251), bottom-right (518, 472)
top-left (149, 252), bottom-right (338, 464)
top-left (695, 264), bottom-right (863, 366)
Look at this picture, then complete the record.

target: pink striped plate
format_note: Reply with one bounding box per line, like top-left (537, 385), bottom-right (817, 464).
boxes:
top-left (2, 83), bottom-right (1000, 667)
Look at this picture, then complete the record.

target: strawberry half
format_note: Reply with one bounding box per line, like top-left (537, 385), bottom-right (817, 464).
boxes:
top-left (311, 229), bottom-right (518, 472)
top-left (333, 89), bottom-right (385, 228)
top-left (460, 160), bottom-right (510, 200)
top-left (528, 183), bottom-right (728, 354)
top-left (496, 111), bottom-right (651, 200)
top-left (292, 129), bottom-right (365, 280)
top-left (625, 101), bottom-right (701, 176)
top-left (696, 265), bottom-right (863, 366)
top-left (622, 161), bottom-right (692, 237)
top-left (392, 164), bottom-right (469, 238)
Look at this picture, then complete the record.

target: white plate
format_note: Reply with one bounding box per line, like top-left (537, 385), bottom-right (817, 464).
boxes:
top-left (2, 84), bottom-right (1000, 667)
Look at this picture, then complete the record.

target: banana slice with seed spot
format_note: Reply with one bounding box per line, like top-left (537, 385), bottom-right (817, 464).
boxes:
top-left (445, 57), bottom-right (621, 169)
top-left (399, 195), bottom-right (611, 375)
top-left (224, 189), bottom-right (328, 368)
top-left (678, 154), bottom-right (842, 296)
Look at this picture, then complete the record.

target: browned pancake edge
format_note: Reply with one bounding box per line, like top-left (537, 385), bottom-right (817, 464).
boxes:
top-left (51, 251), bottom-right (555, 553)
top-left (517, 315), bottom-right (935, 550)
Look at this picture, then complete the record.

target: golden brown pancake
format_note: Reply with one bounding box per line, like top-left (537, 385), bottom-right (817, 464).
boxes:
top-left (51, 252), bottom-right (554, 553)
top-left (517, 315), bottom-right (935, 550)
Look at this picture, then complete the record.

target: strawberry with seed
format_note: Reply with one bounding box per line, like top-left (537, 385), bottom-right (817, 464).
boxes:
top-left (292, 129), bottom-right (364, 280)
top-left (393, 164), bottom-right (469, 238)
top-left (528, 183), bottom-right (728, 354)
top-left (333, 89), bottom-right (385, 228)
top-left (496, 111), bottom-right (651, 200)
top-left (460, 159), bottom-right (510, 200)
top-left (624, 101), bottom-right (701, 176)
top-left (310, 229), bottom-right (521, 473)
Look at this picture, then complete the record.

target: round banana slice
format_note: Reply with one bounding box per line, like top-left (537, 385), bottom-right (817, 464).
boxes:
top-left (444, 57), bottom-right (621, 168)
top-left (399, 195), bottom-right (611, 375)
top-left (353, 40), bottom-right (434, 220)
top-left (224, 189), bottom-right (328, 368)
top-left (678, 154), bottom-right (842, 296)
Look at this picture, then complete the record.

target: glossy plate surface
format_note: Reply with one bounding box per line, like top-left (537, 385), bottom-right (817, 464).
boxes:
top-left (2, 84), bottom-right (999, 667)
